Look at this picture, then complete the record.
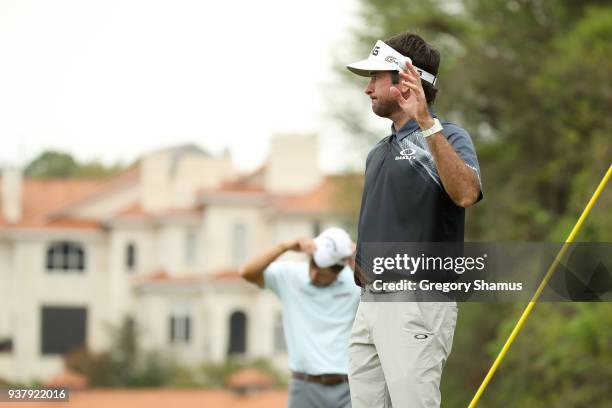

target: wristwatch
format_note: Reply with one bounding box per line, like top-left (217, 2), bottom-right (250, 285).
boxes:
top-left (420, 118), bottom-right (443, 138)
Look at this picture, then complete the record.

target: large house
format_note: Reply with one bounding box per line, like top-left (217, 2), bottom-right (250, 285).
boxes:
top-left (0, 135), bottom-right (354, 383)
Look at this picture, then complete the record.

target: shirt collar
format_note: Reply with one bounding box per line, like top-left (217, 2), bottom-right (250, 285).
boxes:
top-left (391, 106), bottom-right (437, 142)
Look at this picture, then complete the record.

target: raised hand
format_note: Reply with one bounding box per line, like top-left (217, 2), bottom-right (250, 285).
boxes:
top-left (389, 63), bottom-right (434, 128)
top-left (286, 237), bottom-right (317, 255)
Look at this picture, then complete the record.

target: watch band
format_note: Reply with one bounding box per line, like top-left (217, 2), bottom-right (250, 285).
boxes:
top-left (420, 118), bottom-right (443, 138)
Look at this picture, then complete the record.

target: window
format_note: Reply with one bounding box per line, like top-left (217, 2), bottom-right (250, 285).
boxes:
top-left (232, 222), bottom-right (247, 266)
top-left (227, 310), bottom-right (247, 355)
top-left (185, 230), bottom-right (197, 266)
top-left (126, 243), bottom-right (137, 271)
top-left (273, 313), bottom-right (287, 353)
top-left (0, 338), bottom-right (12, 353)
top-left (169, 306), bottom-right (191, 345)
top-left (46, 242), bottom-right (85, 272)
top-left (41, 306), bottom-right (87, 355)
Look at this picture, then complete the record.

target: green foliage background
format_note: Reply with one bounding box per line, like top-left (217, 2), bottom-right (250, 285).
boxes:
top-left (64, 318), bottom-right (286, 389)
top-left (24, 150), bottom-right (124, 178)
top-left (341, 1), bottom-right (612, 406)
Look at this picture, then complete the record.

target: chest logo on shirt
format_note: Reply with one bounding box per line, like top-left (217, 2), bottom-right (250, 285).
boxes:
top-left (395, 148), bottom-right (416, 161)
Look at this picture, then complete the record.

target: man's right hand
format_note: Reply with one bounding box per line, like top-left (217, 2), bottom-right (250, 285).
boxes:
top-left (284, 237), bottom-right (317, 255)
top-left (240, 237), bottom-right (316, 288)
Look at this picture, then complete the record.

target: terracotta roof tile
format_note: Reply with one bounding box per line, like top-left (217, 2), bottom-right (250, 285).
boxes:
top-left (0, 178), bottom-right (103, 229)
top-left (211, 268), bottom-right (242, 282)
top-left (220, 166), bottom-right (266, 190)
top-left (48, 166), bottom-right (140, 216)
top-left (0, 167), bottom-right (143, 230)
top-left (163, 207), bottom-right (202, 216)
top-left (135, 268), bottom-right (247, 286)
top-left (0, 169), bottom-right (362, 231)
top-left (112, 202), bottom-right (202, 219)
top-left (274, 175), bottom-right (363, 215)
top-left (115, 202), bottom-right (149, 217)
top-left (135, 269), bottom-right (207, 285)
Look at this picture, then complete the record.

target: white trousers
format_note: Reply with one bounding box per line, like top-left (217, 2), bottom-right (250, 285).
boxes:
top-left (348, 292), bottom-right (457, 408)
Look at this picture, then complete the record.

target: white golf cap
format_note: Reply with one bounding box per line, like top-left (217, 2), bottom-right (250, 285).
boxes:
top-left (312, 227), bottom-right (354, 268)
top-left (346, 40), bottom-right (438, 86)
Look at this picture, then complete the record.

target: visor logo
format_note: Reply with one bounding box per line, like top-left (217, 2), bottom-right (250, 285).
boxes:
top-left (385, 56), bottom-right (398, 65)
top-left (395, 148), bottom-right (416, 161)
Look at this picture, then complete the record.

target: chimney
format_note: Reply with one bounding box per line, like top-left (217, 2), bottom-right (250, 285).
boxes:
top-left (1, 168), bottom-right (22, 224)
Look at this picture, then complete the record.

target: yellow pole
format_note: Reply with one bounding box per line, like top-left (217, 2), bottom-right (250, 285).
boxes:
top-left (467, 164), bottom-right (612, 408)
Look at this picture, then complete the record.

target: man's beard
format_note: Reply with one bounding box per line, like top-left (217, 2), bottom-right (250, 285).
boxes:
top-left (372, 98), bottom-right (400, 118)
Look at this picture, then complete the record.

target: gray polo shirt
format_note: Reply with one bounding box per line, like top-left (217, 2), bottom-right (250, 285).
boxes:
top-left (355, 112), bottom-right (482, 285)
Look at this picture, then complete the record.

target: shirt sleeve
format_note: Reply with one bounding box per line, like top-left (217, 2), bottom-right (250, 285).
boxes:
top-left (263, 261), bottom-right (295, 298)
top-left (443, 123), bottom-right (484, 201)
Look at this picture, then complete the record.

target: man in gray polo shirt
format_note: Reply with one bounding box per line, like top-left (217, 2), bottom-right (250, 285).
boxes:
top-left (240, 227), bottom-right (361, 408)
top-left (345, 32), bottom-right (483, 407)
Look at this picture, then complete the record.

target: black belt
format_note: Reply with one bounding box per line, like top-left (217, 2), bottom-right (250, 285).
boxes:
top-left (292, 371), bottom-right (349, 385)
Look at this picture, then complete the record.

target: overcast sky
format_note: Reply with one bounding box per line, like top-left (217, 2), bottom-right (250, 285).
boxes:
top-left (0, 0), bottom-right (384, 172)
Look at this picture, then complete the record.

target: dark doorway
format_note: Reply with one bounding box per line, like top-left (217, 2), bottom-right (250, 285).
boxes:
top-left (227, 311), bottom-right (247, 355)
top-left (41, 306), bottom-right (87, 355)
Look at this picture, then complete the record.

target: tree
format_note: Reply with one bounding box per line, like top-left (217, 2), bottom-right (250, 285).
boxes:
top-left (340, 0), bottom-right (611, 241)
top-left (24, 150), bottom-right (124, 178)
top-left (64, 317), bottom-right (173, 387)
top-left (24, 151), bottom-right (78, 178)
top-left (340, 1), bottom-right (612, 406)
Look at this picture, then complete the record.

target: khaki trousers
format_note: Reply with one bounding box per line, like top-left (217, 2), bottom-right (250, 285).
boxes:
top-left (348, 290), bottom-right (457, 408)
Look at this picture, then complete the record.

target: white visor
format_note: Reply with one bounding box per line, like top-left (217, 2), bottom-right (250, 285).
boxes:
top-left (346, 40), bottom-right (437, 86)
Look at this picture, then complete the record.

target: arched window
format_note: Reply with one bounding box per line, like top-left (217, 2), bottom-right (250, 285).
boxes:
top-left (46, 242), bottom-right (85, 272)
top-left (227, 310), bottom-right (247, 355)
